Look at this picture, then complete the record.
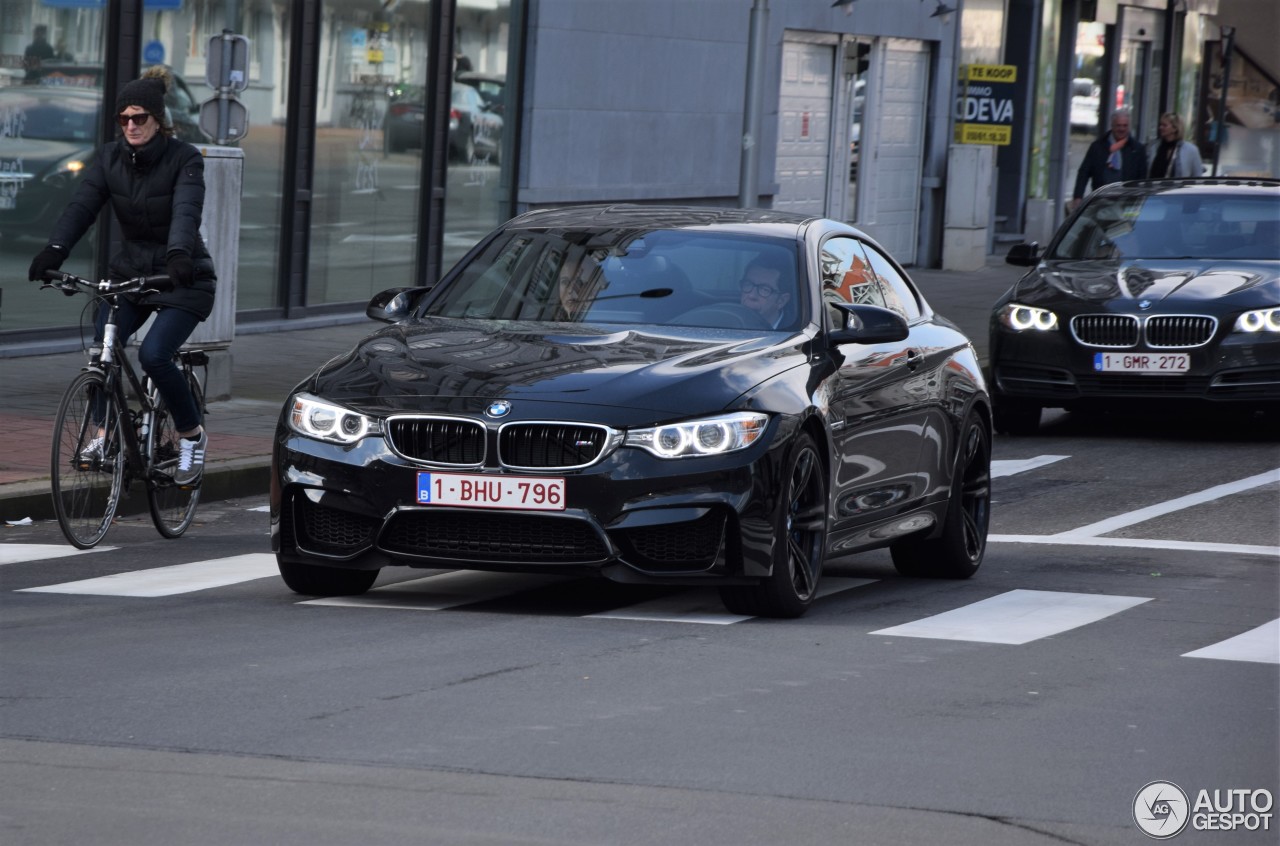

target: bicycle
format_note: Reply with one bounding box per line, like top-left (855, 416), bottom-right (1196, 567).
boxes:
top-left (40, 270), bottom-right (209, 548)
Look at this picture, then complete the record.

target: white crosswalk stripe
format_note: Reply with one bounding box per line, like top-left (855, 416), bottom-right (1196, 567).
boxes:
top-left (4, 547), bottom-right (1271, 661)
top-left (991, 455), bottom-right (1069, 477)
top-left (1182, 619), bottom-right (1280, 665)
top-left (1, 544), bottom-right (115, 566)
top-left (17, 553), bottom-right (278, 597)
top-left (870, 589), bottom-right (1151, 645)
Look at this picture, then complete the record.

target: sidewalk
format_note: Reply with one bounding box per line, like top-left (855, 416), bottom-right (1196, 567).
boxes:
top-left (0, 257), bottom-right (1022, 524)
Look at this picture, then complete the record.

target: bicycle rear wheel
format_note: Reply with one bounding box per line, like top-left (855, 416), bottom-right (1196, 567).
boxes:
top-left (146, 370), bottom-right (203, 538)
top-left (51, 370), bottom-right (125, 548)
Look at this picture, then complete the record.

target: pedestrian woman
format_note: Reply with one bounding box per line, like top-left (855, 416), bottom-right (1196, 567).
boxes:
top-left (1147, 112), bottom-right (1204, 179)
top-left (28, 66), bottom-right (216, 485)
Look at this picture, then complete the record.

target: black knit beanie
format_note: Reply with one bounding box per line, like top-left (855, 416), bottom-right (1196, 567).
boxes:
top-left (115, 76), bottom-right (166, 118)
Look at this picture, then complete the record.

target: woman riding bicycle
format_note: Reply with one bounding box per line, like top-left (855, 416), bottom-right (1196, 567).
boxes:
top-left (28, 66), bottom-right (215, 485)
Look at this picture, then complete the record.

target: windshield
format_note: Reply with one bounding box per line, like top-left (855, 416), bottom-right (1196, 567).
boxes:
top-left (0, 92), bottom-right (98, 142)
top-left (1052, 191), bottom-right (1280, 261)
top-left (425, 229), bottom-right (803, 331)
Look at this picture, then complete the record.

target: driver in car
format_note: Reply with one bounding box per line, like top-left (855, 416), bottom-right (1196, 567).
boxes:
top-left (739, 256), bottom-right (793, 329)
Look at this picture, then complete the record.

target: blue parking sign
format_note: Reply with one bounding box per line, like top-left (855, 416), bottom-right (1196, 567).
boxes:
top-left (143, 40), bottom-right (166, 65)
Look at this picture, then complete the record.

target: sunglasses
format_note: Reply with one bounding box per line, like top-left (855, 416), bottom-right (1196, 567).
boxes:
top-left (116, 113), bottom-right (153, 127)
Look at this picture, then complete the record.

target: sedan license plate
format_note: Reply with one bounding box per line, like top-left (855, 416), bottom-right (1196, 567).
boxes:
top-left (1093, 352), bottom-right (1189, 373)
top-left (417, 472), bottom-right (565, 511)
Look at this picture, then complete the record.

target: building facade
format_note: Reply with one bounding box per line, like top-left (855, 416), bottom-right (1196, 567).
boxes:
top-left (1, 0), bottom-right (1270, 353)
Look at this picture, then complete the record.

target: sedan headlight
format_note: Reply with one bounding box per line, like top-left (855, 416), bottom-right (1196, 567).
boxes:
top-left (287, 393), bottom-right (378, 444)
top-left (1233, 307), bottom-right (1280, 334)
top-left (625, 412), bottom-right (769, 459)
top-left (997, 303), bottom-right (1059, 331)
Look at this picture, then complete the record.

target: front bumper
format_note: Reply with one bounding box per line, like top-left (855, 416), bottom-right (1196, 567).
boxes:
top-left (990, 328), bottom-right (1280, 406)
top-left (271, 426), bottom-right (787, 585)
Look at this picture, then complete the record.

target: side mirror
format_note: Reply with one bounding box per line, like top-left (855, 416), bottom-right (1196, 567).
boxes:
top-left (828, 303), bottom-right (910, 346)
top-left (366, 286), bottom-right (432, 323)
top-left (1006, 242), bottom-right (1041, 267)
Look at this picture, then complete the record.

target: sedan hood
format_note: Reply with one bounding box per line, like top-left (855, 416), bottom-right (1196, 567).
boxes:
top-left (305, 318), bottom-right (806, 423)
top-left (1015, 259), bottom-right (1279, 307)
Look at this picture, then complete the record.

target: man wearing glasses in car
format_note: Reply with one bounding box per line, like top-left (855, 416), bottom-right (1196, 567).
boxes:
top-left (739, 255), bottom-right (794, 329)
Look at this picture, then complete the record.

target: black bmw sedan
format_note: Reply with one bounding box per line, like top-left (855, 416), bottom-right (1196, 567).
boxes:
top-left (991, 179), bottom-right (1280, 434)
top-left (271, 205), bottom-right (992, 618)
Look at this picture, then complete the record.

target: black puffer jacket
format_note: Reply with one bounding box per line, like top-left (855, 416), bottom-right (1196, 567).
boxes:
top-left (48, 132), bottom-right (216, 320)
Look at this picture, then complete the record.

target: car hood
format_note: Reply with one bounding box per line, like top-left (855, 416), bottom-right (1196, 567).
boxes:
top-left (0, 136), bottom-right (92, 174)
top-left (304, 318), bottom-right (807, 424)
top-left (1014, 259), bottom-right (1279, 307)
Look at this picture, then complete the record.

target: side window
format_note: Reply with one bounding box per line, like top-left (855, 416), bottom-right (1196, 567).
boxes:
top-left (860, 244), bottom-right (923, 322)
top-left (819, 237), bottom-right (885, 328)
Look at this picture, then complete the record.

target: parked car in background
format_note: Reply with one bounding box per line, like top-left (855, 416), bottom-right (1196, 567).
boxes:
top-left (384, 84), bottom-right (425, 153)
top-left (1071, 77), bottom-right (1100, 134)
top-left (449, 81), bottom-right (502, 163)
top-left (456, 71), bottom-right (506, 115)
top-left (0, 86), bottom-right (101, 236)
top-left (991, 179), bottom-right (1280, 434)
top-left (271, 205), bottom-right (992, 618)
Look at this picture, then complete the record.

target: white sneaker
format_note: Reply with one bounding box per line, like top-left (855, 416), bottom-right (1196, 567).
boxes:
top-left (173, 429), bottom-right (208, 485)
top-left (78, 436), bottom-right (105, 469)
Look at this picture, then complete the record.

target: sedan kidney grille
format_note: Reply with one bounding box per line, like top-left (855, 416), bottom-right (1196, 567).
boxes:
top-left (1146, 315), bottom-right (1217, 348)
top-left (387, 417), bottom-right (486, 465)
top-left (500, 423), bottom-right (611, 469)
top-left (1071, 314), bottom-right (1139, 347)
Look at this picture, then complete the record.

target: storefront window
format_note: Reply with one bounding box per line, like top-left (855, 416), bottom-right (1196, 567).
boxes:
top-left (442, 0), bottom-right (513, 274)
top-left (308, 0), bottom-right (432, 306)
top-left (0, 1), bottom-right (106, 332)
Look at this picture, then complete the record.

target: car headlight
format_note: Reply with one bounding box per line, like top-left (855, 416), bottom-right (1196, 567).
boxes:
top-left (287, 393), bottom-right (378, 444)
top-left (997, 303), bottom-right (1059, 331)
top-left (1233, 307), bottom-right (1280, 334)
top-left (624, 412), bottom-right (769, 459)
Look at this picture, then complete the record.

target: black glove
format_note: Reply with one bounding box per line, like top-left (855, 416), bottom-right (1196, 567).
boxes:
top-left (166, 251), bottom-right (194, 288)
top-left (29, 245), bottom-right (66, 282)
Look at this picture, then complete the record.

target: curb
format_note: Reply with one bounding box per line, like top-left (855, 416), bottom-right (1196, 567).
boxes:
top-left (1, 457), bottom-right (272, 524)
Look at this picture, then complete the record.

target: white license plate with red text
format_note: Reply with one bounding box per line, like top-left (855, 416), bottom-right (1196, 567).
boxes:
top-left (417, 472), bottom-right (565, 510)
top-left (1093, 352), bottom-right (1190, 373)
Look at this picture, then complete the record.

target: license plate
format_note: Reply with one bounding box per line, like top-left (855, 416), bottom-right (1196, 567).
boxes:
top-left (417, 472), bottom-right (565, 511)
top-left (1093, 352), bottom-right (1190, 373)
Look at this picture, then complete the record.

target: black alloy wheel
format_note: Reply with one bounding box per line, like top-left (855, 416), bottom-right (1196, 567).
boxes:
top-left (720, 432), bottom-right (828, 618)
top-left (891, 411), bottom-right (991, 578)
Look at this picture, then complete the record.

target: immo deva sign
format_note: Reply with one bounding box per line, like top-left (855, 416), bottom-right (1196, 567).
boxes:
top-left (955, 64), bottom-right (1016, 145)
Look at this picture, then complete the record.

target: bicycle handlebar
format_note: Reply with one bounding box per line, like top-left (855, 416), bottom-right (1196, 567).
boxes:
top-left (41, 269), bottom-right (173, 296)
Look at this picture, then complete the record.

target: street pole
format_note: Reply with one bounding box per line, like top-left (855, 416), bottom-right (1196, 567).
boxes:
top-left (1210, 26), bottom-right (1235, 178)
top-left (738, 0), bottom-right (768, 208)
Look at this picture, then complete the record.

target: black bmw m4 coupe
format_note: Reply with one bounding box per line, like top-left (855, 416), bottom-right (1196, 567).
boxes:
top-left (271, 205), bottom-right (992, 617)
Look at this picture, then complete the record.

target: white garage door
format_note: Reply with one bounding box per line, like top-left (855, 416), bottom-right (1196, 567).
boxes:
top-left (773, 40), bottom-right (834, 215)
top-left (857, 39), bottom-right (929, 264)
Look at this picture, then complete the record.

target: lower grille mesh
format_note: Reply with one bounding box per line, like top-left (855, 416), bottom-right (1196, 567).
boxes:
top-left (380, 510), bottom-right (608, 562)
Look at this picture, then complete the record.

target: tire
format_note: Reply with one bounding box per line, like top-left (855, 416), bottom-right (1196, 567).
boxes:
top-left (146, 371), bottom-right (203, 539)
top-left (278, 557), bottom-right (379, 596)
top-left (719, 433), bottom-right (828, 618)
top-left (891, 411), bottom-right (991, 579)
top-left (51, 370), bottom-right (125, 549)
top-left (992, 393), bottom-right (1041, 435)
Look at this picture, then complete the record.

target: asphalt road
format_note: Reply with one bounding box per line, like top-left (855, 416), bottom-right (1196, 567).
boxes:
top-left (2, 411), bottom-right (1276, 846)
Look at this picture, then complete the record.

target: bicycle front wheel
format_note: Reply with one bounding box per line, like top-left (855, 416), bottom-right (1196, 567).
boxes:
top-left (51, 370), bottom-right (125, 548)
top-left (146, 371), bottom-right (203, 538)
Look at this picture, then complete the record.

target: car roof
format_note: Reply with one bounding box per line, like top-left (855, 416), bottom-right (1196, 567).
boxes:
top-left (505, 204), bottom-right (821, 234)
top-left (0, 85), bottom-right (101, 101)
top-left (1096, 178), bottom-right (1280, 199)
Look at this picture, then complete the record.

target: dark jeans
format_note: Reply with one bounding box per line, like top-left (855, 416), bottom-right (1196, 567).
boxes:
top-left (95, 298), bottom-right (203, 433)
